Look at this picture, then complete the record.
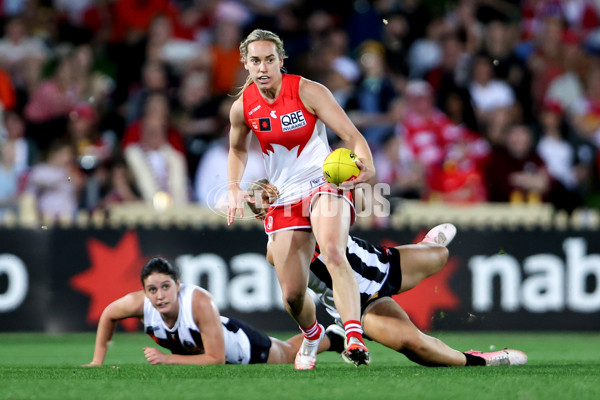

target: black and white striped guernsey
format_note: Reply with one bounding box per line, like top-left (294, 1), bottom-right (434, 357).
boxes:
top-left (143, 283), bottom-right (272, 364)
top-left (308, 235), bottom-right (402, 318)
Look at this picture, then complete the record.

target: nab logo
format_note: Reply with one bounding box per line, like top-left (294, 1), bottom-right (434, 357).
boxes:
top-left (280, 110), bottom-right (307, 132)
top-left (249, 118), bottom-right (272, 132)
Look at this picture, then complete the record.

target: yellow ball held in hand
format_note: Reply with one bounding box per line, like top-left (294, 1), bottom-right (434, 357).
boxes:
top-left (323, 148), bottom-right (360, 185)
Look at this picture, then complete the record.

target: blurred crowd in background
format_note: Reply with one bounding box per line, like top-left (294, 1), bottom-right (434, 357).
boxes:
top-left (1, 0), bottom-right (600, 223)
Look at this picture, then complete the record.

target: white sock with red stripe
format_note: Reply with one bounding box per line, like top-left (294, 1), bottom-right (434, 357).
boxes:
top-left (344, 320), bottom-right (365, 345)
top-left (300, 320), bottom-right (322, 341)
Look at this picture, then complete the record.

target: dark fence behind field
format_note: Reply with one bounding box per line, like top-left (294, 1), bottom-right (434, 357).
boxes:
top-left (1, 207), bottom-right (599, 332)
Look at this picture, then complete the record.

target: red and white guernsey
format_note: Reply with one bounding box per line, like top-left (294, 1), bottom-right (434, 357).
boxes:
top-left (243, 74), bottom-right (329, 205)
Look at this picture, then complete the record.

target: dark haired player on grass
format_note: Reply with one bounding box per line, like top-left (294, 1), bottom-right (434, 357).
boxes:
top-left (83, 257), bottom-right (344, 366)
top-left (248, 180), bottom-right (528, 367)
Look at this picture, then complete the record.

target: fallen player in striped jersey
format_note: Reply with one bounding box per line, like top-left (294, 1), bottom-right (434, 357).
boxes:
top-left (248, 179), bottom-right (528, 367)
top-left (83, 257), bottom-right (345, 366)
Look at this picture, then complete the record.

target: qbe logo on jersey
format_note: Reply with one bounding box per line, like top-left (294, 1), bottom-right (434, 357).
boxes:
top-left (280, 110), bottom-right (307, 132)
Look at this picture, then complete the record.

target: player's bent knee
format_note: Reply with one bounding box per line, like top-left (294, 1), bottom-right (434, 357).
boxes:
top-left (320, 244), bottom-right (347, 268)
top-left (399, 335), bottom-right (428, 354)
top-left (369, 326), bottom-right (420, 352)
top-left (427, 247), bottom-right (449, 274)
top-left (437, 247), bottom-right (449, 265)
top-left (387, 326), bottom-right (425, 352)
top-left (281, 289), bottom-right (305, 311)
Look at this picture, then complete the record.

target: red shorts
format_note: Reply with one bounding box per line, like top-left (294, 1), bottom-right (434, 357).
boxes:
top-left (264, 183), bottom-right (356, 234)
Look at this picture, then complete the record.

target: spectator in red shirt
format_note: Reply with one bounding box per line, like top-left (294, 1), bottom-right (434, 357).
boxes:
top-left (0, 66), bottom-right (16, 111)
top-left (402, 79), bottom-right (454, 169)
top-left (427, 129), bottom-right (488, 204)
top-left (122, 91), bottom-right (185, 154)
top-left (373, 97), bottom-right (425, 200)
top-left (485, 124), bottom-right (551, 203)
top-left (110, 0), bottom-right (178, 43)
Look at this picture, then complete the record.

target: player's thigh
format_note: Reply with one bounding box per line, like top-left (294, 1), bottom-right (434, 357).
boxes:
top-left (398, 244), bottom-right (448, 292)
top-left (270, 230), bottom-right (314, 291)
top-left (362, 298), bottom-right (420, 351)
top-left (311, 194), bottom-right (351, 256)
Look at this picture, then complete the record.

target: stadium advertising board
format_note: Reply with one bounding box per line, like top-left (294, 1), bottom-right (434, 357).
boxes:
top-left (0, 228), bottom-right (598, 332)
top-left (0, 229), bottom-right (50, 331)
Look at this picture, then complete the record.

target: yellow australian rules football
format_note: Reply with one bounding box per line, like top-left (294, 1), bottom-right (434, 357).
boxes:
top-left (322, 148), bottom-right (360, 185)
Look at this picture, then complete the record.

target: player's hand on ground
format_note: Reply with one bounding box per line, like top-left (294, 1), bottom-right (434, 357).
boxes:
top-left (143, 347), bottom-right (168, 365)
top-left (227, 186), bottom-right (252, 225)
top-left (81, 360), bottom-right (102, 367)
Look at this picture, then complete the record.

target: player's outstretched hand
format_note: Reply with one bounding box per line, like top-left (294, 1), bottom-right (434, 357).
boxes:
top-left (143, 347), bottom-right (168, 365)
top-left (227, 187), bottom-right (252, 226)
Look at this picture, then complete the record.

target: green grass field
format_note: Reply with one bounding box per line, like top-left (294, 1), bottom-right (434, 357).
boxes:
top-left (1, 332), bottom-right (599, 400)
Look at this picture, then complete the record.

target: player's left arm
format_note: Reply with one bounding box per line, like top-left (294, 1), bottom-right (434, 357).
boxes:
top-left (144, 289), bottom-right (226, 365)
top-left (299, 78), bottom-right (375, 184)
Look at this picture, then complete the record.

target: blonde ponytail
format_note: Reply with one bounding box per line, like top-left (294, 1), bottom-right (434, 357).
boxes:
top-left (234, 75), bottom-right (255, 98)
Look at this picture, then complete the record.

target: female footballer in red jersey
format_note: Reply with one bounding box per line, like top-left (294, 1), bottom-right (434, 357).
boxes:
top-left (227, 29), bottom-right (375, 369)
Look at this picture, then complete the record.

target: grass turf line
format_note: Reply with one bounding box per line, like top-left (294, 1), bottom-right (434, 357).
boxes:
top-left (0, 332), bottom-right (598, 400)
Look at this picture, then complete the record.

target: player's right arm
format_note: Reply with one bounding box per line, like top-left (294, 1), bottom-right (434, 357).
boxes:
top-left (298, 78), bottom-right (375, 186)
top-left (227, 96), bottom-right (253, 225)
top-left (82, 291), bottom-right (145, 366)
